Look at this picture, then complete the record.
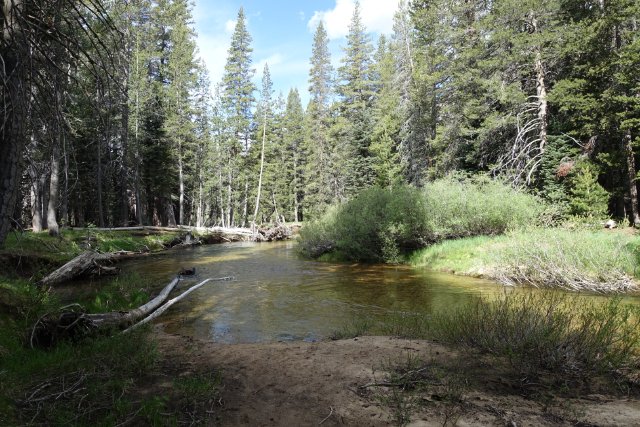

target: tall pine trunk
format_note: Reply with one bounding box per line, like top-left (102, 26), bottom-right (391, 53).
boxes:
top-left (47, 142), bottom-right (60, 236)
top-left (624, 131), bottom-right (640, 226)
top-left (252, 111), bottom-right (267, 226)
top-left (178, 140), bottom-right (185, 225)
top-left (0, 0), bottom-right (26, 247)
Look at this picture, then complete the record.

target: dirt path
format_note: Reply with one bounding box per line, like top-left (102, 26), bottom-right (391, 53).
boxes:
top-left (154, 330), bottom-right (640, 426)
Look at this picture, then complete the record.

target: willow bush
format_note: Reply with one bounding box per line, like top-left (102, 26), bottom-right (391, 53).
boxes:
top-left (299, 177), bottom-right (545, 263)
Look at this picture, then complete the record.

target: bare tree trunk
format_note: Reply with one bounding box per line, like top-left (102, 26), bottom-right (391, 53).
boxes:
top-left (624, 131), bottom-right (640, 226)
top-left (30, 179), bottom-right (43, 232)
top-left (178, 142), bottom-right (184, 225)
top-left (28, 137), bottom-right (44, 232)
top-left (196, 173), bottom-right (204, 228)
top-left (253, 111), bottom-right (267, 226)
top-left (165, 199), bottom-right (177, 227)
top-left (0, 0), bottom-right (26, 247)
top-left (242, 180), bottom-right (248, 227)
top-left (227, 160), bottom-right (233, 227)
top-left (46, 143), bottom-right (60, 236)
top-left (293, 163), bottom-right (299, 223)
top-left (120, 78), bottom-right (130, 227)
top-left (96, 138), bottom-right (105, 228)
top-left (532, 15), bottom-right (548, 158)
top-left (61, 134), bottom-right (69, 226)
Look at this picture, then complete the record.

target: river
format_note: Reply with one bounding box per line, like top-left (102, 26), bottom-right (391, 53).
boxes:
top-left (102, 241), bottom-right (504, 343)
top-left (58, 240), bottom-right (640, 344)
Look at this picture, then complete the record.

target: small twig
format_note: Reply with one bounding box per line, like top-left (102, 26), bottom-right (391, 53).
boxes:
top-left (318, 406), bottom-right (334, 425)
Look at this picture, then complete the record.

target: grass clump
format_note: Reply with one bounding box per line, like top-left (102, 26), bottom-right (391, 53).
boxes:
top-left (412, 228), bottom-right (639, 293)
top-left (494, 229), bottom-right (637, 292)
top-left (428, 292), bottom-right (640, 384)
top-left (423, 175), bottom-right (546, 239)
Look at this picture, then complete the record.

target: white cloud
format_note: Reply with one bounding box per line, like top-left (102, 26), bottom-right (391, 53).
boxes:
top-left (224, 19), bottom-right (236, 34)
top-left (255, 53), bottom-right (284, 76)
top-left (196, 33), bottom-right (232, 86)
top-left (308, 0), bottom-right (400, 39)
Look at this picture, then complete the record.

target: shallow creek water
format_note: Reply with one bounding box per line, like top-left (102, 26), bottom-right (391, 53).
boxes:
top-left (57, 241), bottom-right (639, 344)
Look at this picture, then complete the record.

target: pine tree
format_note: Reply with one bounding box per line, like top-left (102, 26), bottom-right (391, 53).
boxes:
top-left (283, 89), bottom-right (306, 221)
top-left (336, 1), bottom-right (376, 196)
top-left (220, 7), bottom-right (256, 226)
top-left (252, 64), bottom-right (274, 225)
top-left (164, 0), bottom-right (199, 225)
top-left (550, 0), bottom-right (640, 224)
top-left (305, 21), bottom-right (335, 217)
top-left (370, 35), bottom-right (403, 187)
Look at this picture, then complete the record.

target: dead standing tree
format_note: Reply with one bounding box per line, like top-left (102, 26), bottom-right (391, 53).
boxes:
top-left (0, 0), bottom-right (121, 247)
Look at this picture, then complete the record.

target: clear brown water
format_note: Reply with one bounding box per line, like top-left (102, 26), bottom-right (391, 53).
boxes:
top-left (99, 241), bottom-right (502, 343)
top-left (58, 241), bottom-right (640, 344)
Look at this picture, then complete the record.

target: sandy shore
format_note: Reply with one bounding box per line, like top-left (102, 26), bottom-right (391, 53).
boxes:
top-left (151, 329), bottom-right (640, 426)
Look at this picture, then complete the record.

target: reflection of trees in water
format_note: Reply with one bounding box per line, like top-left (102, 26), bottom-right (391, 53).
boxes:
top-left (119, 243), bottom-right (499, 342)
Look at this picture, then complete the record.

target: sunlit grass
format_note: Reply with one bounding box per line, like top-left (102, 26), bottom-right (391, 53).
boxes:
top-left (411, 228), bottom-right (640, 292)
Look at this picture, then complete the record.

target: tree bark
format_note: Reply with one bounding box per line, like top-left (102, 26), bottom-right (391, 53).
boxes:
top-left (253, 111), bottom-right (267, 226)
top-left (96, 136), bottom-right (105, 228)
top-left (624, 131), bottom-right (640, 226)
top-left (120, 76), bottom-right (130, 227)
top-left (47, 142), bottom-right (60, 236)
top-left (29, 161), bottom-right (44, 232)
top-left (165, 198), bottom-right (177, 227)
top-left (178, 142), bottom-right (185, 225)
top-left (0, 0), bottom-right (26, 248)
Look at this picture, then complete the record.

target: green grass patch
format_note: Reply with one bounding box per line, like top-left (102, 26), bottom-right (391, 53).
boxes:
top-left (412, 228), bottom-right (639, 292)
top-left (0, 325), bottom-right (159, 426)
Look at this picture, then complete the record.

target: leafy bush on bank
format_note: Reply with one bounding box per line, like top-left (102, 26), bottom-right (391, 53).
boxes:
top-left (299, 176), bottom-right (544, 263)
top-left (423, 175), bottom-right (546, 239)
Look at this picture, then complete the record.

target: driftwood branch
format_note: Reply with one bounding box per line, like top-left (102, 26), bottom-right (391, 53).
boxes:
top-left (124, 276), bottom-right (234, 333)
top-left (31, 275), bottom-right (234, 347)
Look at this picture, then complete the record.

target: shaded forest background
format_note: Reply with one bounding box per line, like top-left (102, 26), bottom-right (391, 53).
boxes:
top-left (1, 0), bottom-right (639, 247)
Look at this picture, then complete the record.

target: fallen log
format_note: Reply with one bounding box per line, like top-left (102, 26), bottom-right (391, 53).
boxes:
top-left (37, 250), bottom-right (145, 287)
top-left (30, 276), bottom-right (180, 347)
top-left (124, 276), bottom-right (233, 333)
top-left (31, 275), bottom-right (233, 347)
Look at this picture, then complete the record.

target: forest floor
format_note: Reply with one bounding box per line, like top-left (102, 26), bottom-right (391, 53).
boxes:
top-left (152, 328), bottom-right (640, 426)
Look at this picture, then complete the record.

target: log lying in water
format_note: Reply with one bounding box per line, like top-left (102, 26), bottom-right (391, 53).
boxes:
top-left (124, 276), bottom-right (233, 333)
top-left (31, 275), bottom-right (233, 347)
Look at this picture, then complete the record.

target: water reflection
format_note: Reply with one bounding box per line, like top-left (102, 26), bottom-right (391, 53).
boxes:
top-left (56, 241), bottom-right (639, 344)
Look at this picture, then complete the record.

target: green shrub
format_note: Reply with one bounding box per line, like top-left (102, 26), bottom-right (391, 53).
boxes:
top-left (299, 185), bottom-right (430, 262)
top-left (567, 162), bottom-right (610, 218)
top-left (423, 174), bottom-right (545, 239)
top-left (299, 176), bottom-right (545, 263)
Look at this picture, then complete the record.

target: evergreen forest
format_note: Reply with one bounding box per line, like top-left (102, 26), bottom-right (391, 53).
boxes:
top-left (1, 0), bottom-right (639, 247)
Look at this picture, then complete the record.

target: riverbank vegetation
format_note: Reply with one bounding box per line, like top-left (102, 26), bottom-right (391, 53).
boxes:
top-left (411, 228), bottom-right (639, 292)
top-left (299, 176), bottom-right (640, 292)
top-left (0, 230), bottom-right (225, 425)
top-left (336, 292), bottom-right (640, 424)
top-left (299, 177), bottom-right (544, 262)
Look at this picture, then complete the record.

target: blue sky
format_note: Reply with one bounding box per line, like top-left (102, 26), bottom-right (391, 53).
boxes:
top-left (192, 0), bottom-right (400, 105)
